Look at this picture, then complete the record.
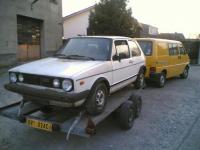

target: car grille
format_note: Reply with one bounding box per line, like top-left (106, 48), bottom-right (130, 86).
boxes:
top-left (23, 74), bottom-right (54, 88)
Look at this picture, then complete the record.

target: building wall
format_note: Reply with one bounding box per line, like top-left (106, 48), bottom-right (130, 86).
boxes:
top-left (182, 40), bottom-right (200, 64)
top-left (140, 23), bottom-right (158, 38)
top-left (157, 33), bottom-right (185, 41)
top-left (148, 26), bottom-right (158, 35)
top-left (63, 11), bottom-right (90, 39)
top-left (0, 0), bottom-right (63, 66)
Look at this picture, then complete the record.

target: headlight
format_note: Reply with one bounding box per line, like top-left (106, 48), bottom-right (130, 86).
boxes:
top-left (18, 74), bottom-right (24, 82)
top-left (62, 79), bottom-right (72, 91)
top-left (53, 79), bottom-right (60, 88)
top-left (10, 73), bottom-right (17, 83)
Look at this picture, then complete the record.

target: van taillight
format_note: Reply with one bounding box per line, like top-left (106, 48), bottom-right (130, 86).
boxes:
top-left (150, 67), bottom-right (156, 74)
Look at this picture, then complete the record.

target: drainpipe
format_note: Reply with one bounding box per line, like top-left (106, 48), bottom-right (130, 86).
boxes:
top-left (31, 0), bottom-right (39, 10)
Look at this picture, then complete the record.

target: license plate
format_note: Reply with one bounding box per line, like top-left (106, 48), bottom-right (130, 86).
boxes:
top-left (26, 118), bottom-right (53, 132)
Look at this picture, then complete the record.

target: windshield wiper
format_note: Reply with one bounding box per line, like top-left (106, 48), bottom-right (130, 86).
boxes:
top-left (54, 54), bottom-right (95, 60)
top-left (66, 55), bottom-right (95, 60)
top-left (53, 53), bottom-right (68, 57)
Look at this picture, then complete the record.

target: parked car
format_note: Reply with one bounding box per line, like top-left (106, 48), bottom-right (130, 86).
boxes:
top-left (5, 36), bottom-right (146, 115)
top-left (136, 38), bottom-right (190, 87)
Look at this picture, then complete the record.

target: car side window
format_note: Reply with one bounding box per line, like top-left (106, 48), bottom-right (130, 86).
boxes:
top-left (128, 41), bottom-right (141, 57)
top-left (169, 43), bottom-right (178, 55)
top-left (114, 40), bottom-right (130, 59)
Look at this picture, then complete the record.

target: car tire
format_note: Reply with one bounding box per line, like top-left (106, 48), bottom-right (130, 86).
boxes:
top-left (156, 72), bottom-right (166, 88)
top-left (86, 83), bottom-right (108, 116)
top-left (180, 67), bottom-right (189, 79)
top-left (135, 69), bottom-right (145, 89)
top-left (129, 94), bottom-right (142, 118)
top-left (118, 100), bottom-right (136, 130)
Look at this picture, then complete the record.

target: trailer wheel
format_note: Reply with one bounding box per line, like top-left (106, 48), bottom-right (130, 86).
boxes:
top-left (129, 94), bottom-right (142, 118)
top-left (119, 100), bottom-right (136, 130)
top-left (86, 83), bottom-right (108, 116)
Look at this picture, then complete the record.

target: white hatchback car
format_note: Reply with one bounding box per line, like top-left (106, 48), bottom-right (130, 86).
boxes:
top-left (5, 36), bottom-right (146, 115)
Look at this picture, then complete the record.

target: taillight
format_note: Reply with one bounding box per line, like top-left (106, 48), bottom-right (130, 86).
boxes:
top-left (150, 67), bottom-right (156, 74)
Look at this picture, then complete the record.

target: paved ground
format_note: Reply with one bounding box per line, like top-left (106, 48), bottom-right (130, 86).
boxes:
top-left (0, 66), bottom-right (200, 150)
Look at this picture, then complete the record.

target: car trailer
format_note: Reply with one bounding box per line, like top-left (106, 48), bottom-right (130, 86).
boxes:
top-left (0, 86), bottom-right (142, 140)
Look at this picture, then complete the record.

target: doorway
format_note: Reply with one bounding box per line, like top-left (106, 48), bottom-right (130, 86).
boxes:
top-left (17, 15), bottom-right (42, 61)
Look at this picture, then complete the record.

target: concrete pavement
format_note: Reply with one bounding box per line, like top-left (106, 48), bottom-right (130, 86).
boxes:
top-left (0, 66), bottom-right (200, 150)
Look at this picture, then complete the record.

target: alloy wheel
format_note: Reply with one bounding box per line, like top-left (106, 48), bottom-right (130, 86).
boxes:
top-left (96, 89), bottom-right (105, 106)
top-left (160, 75), bottom-right (165, 86)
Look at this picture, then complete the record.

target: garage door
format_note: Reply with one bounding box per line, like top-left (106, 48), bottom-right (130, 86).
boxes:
top-left (17, 15), bottom-right (42, 61)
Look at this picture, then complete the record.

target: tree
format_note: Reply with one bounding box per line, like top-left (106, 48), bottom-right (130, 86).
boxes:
top-left (88, 0), bottom-right (136, 37)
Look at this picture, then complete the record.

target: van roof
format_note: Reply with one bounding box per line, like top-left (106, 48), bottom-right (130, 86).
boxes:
top-left (135, 38), bottom-right (181, 43)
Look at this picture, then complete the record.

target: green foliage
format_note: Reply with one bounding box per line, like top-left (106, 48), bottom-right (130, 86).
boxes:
top-left (88, 0), bottom-right (136, 37)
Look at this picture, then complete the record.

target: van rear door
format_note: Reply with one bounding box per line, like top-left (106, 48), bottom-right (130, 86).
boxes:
top-left (179, 43), bottom-right (189, 72)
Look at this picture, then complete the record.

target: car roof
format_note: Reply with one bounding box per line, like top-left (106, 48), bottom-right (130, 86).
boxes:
top-left (135, 38), bottom-right (181, 43)
top-left (70, 36), bottom-right (133, 40)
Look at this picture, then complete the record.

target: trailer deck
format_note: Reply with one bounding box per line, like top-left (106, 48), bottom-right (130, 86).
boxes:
top-left (0, 86), bottom-right (142, 140)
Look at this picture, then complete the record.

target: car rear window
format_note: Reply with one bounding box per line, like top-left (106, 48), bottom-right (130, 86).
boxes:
top-left (137, 41), bottom-right (152, 56)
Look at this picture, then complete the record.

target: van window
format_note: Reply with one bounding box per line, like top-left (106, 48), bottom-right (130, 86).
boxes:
top-left (137, 41), bottom-right (152, 56)
top-left (128, 41), bottom-right (141, 57)
top-left (114, 40), bottom-right (130, 59)
top-left (179, 45), bottom-right (187, 55)
top-left (169, 43), bottom-right (179, 55)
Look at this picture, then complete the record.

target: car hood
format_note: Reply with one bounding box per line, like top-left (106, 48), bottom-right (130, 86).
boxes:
top-left (9, 57), bottom-right (105, 78)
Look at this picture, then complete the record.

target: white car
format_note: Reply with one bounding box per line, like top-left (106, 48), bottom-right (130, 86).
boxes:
top-left (5, 36), bottom-right (146, 115)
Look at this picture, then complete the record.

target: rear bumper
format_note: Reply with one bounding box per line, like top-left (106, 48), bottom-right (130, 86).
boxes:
top-left (4, 83), bottom-right (90, 104)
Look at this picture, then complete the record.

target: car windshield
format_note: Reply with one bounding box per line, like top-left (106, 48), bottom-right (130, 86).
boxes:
top-left (55, 38), bottom-right (111, 61)
top-left (137, 41), bottom-right (152, 56)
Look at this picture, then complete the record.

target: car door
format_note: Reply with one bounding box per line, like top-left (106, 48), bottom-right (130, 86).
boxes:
top-left (128, 40), bottom-right (142, 76)
top-left (112, 40), bottom-right (132, 85)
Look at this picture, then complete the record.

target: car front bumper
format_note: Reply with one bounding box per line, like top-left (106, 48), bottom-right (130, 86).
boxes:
top-left (5, 83), bottom-right (90, 107)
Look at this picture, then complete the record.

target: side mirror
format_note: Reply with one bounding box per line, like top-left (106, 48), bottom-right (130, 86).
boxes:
top-left (112, 54), bottom-right (120, 61)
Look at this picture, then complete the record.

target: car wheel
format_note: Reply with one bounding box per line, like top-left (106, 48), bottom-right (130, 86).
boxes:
top-left (118, 100), bottom-right (136, 130)
top-left (156, 72), bottom-right (166, 88)
top-left (135, 69), bottom-right (145, 89)
top-left (180, 67), bottom-right (189, 79)
top-left (86, 83), bottom-right (108, 115)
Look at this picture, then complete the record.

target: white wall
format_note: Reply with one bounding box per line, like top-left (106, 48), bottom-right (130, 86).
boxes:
top-left (148, 26), bottom-right (158, 35)
top-left (63, 11), bottom-right (90, 39)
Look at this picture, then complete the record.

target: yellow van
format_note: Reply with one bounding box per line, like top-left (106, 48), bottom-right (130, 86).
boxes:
top-left (136, 38), bottom-right (190, 87)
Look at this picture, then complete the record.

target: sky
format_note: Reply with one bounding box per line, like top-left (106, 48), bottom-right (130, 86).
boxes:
top-left (62, 0), bottom-right (200, 38)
